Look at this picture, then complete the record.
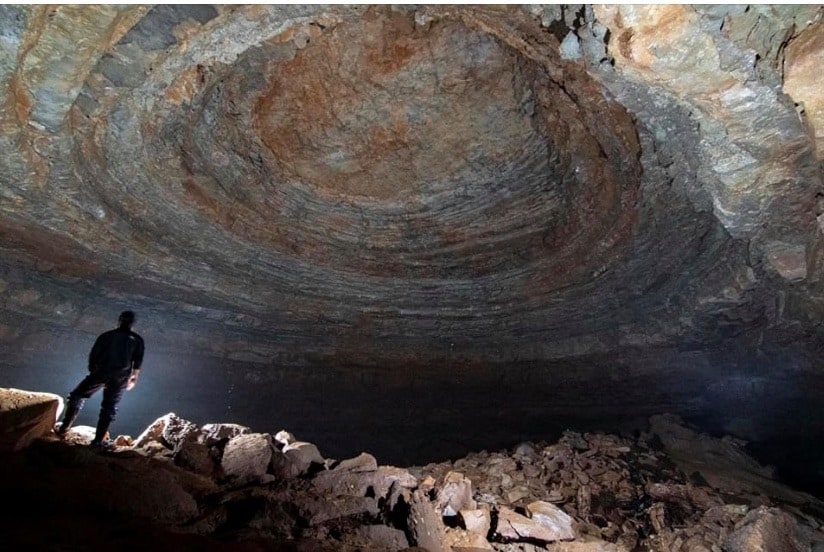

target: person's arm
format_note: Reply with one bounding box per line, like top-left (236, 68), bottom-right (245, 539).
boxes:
top-left (127, 368), bottom-right (140, 390)
top-left (127, 336), bottom-right (144, 390)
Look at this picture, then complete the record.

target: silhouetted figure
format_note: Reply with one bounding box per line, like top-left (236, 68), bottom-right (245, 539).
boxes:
top-left (55, 310), bottom-right (145, 448)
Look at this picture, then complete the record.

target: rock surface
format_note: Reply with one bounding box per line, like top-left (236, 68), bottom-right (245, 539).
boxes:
top-left (0, 387), bottom-right (61, 451)
top-left (496, 506), bottom-right (565, 543)
top-left (723, 506), bottom-right (809, 552)
top-left (527, 501), bottom-right (576, 541)
top-left (221, 432), bottom-right (274, 482)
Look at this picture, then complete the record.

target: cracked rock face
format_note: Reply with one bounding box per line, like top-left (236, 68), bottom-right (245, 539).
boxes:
top-left (0, 5), bottom-right (823, 482)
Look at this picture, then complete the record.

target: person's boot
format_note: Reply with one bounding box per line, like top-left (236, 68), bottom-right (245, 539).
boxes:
top-left (90, 419), bottom-right (113, 450)
top-left (55, 403), bottom-right (81, 437)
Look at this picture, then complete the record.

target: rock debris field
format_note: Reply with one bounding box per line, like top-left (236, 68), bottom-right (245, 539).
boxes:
top-left (1, 388), bottom-right (823, 551)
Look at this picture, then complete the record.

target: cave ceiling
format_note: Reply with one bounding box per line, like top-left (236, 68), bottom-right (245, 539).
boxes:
top-left (0, 4), bottom-right (822, 369)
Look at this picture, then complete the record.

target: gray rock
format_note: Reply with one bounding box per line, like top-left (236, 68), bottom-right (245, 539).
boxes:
top-left (160, 414), bottom-right (199, 451)
top-left (283, 441), bottom-right (323, 465)
top-left (334, 452), bottom-right (378, 472)
top-left (723, 506), bottom-right (810, 552)
top-left (174, 439), bottom-right (215, 476)
top-left (526, 501), bottom-right (576, 541)
top-left (408, 489), bottom-right (449, 552)
top-left (88, 450), bottom-right (201, 524)
top-left (513, 442), bottom-right (537, 459)
top-left (133, 412), bottom-right (197, 450)
top-left (461, 506), bottom-right (492, 537)
top-left (221, 432), bottom-right (274, 482)
top-left (313, 465), bottom-right (418, 500)
top-left (199, 423), bottom-right (250, 447)
top-left (355, 524), bottom-right (410, 551)
top-left (495, 506), bottom-right (565, 543)
top-left (559, 31), bottom-right (581, 60)
top-left (764, 241), bottom-right (808, 282)
top-left (274, 429), bottom-right (295, 447)
top-left (436, 471), bottom-right (476, 517)
top-left (0, 388), bottom-right (62, 451)
top-left (444, 527), bottom-right (494, 550)
top-left (305, 495), bottom-right (380, 525)
top-left (271, 441), bottom-right (324, 478)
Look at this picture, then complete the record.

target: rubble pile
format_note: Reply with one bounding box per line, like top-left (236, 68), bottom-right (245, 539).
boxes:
top-left (59, 418), bottom-right (824, 550)
top-left (1, 387), bottom-right (822, 551)
top-left (412, 429), bottom-right (824, 551)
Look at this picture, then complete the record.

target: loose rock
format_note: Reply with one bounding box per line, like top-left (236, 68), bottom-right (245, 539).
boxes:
top-left (221, 432), bottom-right (274, 482)
top-left (0, 387), bottom-right (62, 451)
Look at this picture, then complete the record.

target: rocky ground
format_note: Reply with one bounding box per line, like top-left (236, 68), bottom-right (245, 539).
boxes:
top-left (1, 387), bottom-right (823, 551)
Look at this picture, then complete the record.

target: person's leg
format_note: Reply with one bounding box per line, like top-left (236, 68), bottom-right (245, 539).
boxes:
top-left (93, 373), bottom-right (129, 445)
top-left (56, 373), bottom-right (105, 436)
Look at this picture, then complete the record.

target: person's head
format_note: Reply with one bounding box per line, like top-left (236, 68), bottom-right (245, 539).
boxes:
top-left (118, 310), bottom-right (136, 328)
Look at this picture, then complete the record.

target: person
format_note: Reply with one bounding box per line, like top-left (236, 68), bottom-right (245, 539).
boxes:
top-left (55, 310), bottom-right (145, 448)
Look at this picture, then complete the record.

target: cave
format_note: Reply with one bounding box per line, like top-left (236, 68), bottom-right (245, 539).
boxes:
top-left (1, 5), bottom-right (823, 551)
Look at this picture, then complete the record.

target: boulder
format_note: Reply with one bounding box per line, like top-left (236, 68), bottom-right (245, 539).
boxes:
top-left (284, 441), bottom-right (324, 471)
top-left (305, 495), bottom-right (380, 525)
top-left (408, 489), bottom-right (449, 552)
top-left (221, 432), bottom-right (274, 482)
top-left (645, 482), bottom-right (722, 511)
top-left (271, 441), bottom-right (325, 478)
top-left (160, 414), bottom-right (199, 450)
top-left (436, 471), bottom-right (477, 516)
top-left (0, 387), bottom-right (62, 451)
top-left (444, 527), bottom-right (494, 551)
top-left (514, 442), bottom-right (538, 458)
top-left (113, 434), bottom-right (134, 447)
top-left (274, 429), bottom-right (296, 447)
top-left (723, 506), bottom-right (809, 552)
top-left (647, 414), bottom-right (774, 479)
top-left (495, 506), bottom-right (565, 543)
top-left (88, 456), bottom-right (200, 524)
top-left (334, 452), bottom-right (379, 472)
top-left (133, 412), bottom-right (198, 450)
top-left (199, 423), bottom-right (250, 447)
top-left (461, 506), bottom-right (492, 536)
top-left (132, 416), bottom-right (167, 448)
top-left (506, 487), bottom-right (530, 504)
top-left (24, 432), bottom-right (202, 524)
top-left (136, 440), bottom-right (173, 458)
top-left (526, 501), bottom-right (576, 541)
top-left (174, 439), bottom-right (215, 476)
top-left (420, 474), bottom-right (437, 494)
top-left (313, 465), bottom-right (418, 500)
top-left (63, 425), bottom-right (97, 445)
top-left (355, 524), bottom-right (410, 551)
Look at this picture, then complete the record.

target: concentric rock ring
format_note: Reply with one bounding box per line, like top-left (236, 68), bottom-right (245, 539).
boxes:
top-left (74, 5), bottom-right (640, 307)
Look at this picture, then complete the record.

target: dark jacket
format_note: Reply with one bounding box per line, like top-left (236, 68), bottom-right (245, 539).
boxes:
top-left (88, 327), bottom-right (145, 375)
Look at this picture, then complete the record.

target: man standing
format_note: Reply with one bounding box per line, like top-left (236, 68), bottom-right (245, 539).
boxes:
top-left (55, 310), bottom-right (145, 448)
